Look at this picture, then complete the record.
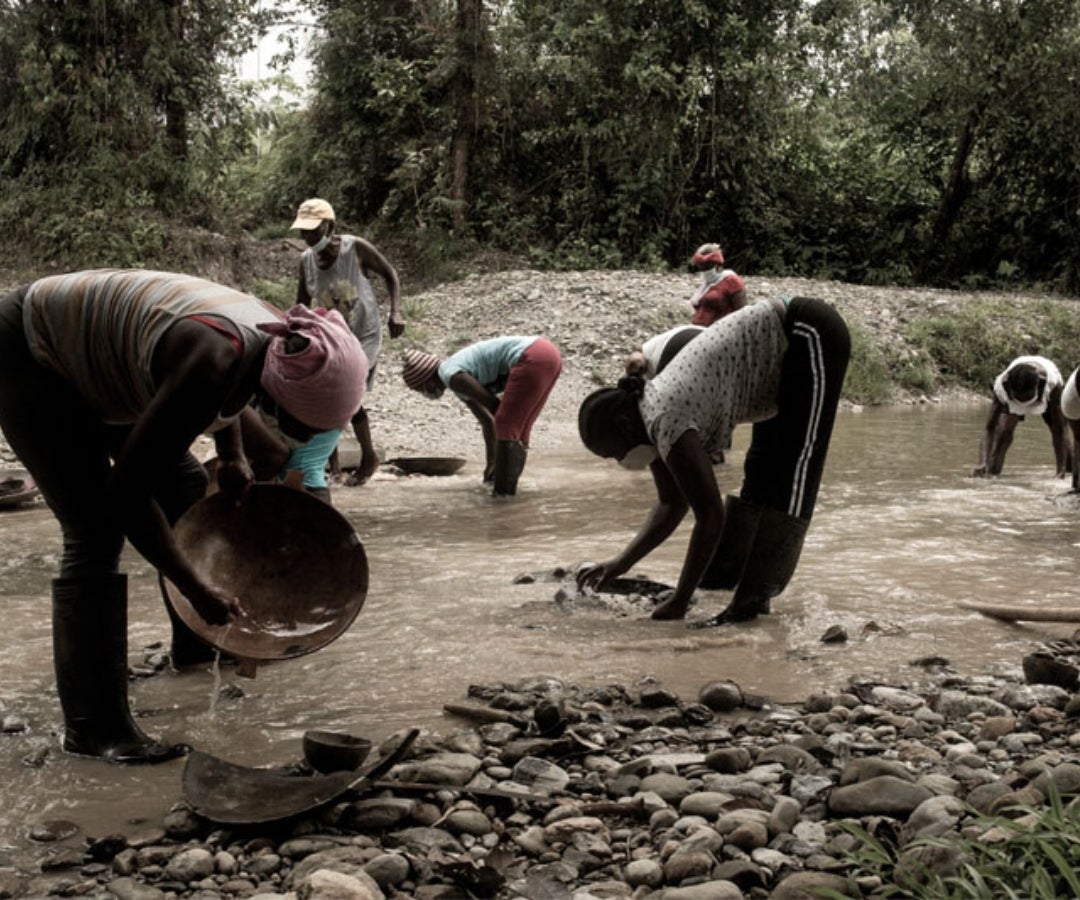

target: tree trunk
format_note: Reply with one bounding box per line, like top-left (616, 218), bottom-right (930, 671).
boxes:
top-left (163, 0), bottom-right (188, 161)
top-left (450, 0), bottom-right (482, 235)
top-left (919, 105), bottom-right (981, 280)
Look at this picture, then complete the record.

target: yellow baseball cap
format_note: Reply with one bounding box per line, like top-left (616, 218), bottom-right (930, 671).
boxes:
top-left (290, 198), bottom-right (336, 230)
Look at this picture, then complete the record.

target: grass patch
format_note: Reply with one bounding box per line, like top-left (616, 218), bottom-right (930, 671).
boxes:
top-left (843, 323), bottom-right (894, 405)
top-left (821, 786), bottom-right (1080, 899)
top-left (246, 277), bottom-right (294, 311)
top-left (906, 297), bottom-right (1080, 393)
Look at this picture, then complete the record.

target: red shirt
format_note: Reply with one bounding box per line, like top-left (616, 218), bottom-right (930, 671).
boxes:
top-left (690, 271), bottom-right (746, 326)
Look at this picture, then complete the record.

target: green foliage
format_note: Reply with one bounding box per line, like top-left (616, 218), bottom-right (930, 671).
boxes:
top-left (2, 0), bottom-right (1080, 294)
top-left (0, 0), bottom-right (278, 264)
top-left (906, 297), bottom-right (1080, 391)
top-left (842, 323), bottom-right (894, 405)
top-left (823, 786), bottom-right (1080, 899)
top-left (247, 278), bottom-right (294, 312)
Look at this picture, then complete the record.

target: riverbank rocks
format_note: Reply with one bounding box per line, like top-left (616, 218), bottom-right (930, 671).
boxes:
top-left (17, 661), bottom-right (1080, 898)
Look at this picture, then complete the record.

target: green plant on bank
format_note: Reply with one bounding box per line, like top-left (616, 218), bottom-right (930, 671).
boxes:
top-left (819, 785), bottom-right (1080, 899)
top-left (401, 295), bottom-right (428, 323)
top-left (896, 352), bottom-right (938, 396)
top-left (906, 297), bottom-right (1080, 393)
top-left (247, 277), bottom-right (294, 312)
top-left (842, 323), bottom-right (894, 405)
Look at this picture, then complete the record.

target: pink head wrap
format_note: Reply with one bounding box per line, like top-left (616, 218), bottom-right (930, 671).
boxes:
top-left (258, 305), bottom-right (368, 430)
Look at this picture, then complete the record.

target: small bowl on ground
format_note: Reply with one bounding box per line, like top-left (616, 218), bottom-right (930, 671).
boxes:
top-left (302, 730), bottom-right (373, 774)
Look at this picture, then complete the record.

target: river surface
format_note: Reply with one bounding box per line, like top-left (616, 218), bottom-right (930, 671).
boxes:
top-left (2, 402), bottom-right (1080, 870)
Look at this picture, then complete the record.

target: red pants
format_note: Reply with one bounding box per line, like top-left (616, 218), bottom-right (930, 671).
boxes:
top-left (494, 338), bottom-right (562, 444)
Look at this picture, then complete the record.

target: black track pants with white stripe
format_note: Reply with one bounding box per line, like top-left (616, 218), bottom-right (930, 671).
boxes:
top-left (741, 296), bottom-right (850, 521)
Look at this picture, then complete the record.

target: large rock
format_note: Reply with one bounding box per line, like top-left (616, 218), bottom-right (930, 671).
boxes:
top-left (392, 752), bottom-right (482, 786)
top-left (827, 776), bottom-right (933, 817)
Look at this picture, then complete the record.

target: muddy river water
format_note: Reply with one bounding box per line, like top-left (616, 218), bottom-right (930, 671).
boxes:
top-left (2, 402), bottom-right (1080, 866)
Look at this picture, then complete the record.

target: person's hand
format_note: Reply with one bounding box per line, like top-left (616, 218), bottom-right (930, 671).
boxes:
top-left (575, 560), bottom-right (621, 593)
top-left (389, 314), bottom-right (405, 339)
top-left (215, 456), bottom-right (255, 501)
top-left (184, 580), bottom-right (241, 627)
top-left (483, 459), bottom-right (495, 483)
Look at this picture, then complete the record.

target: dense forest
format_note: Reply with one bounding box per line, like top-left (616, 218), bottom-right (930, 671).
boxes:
top-left (1, 0), bottom-right (1078, 293)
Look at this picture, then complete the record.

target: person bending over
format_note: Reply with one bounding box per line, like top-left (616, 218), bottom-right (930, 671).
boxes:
top-left (577, 298), bottom-right (849, 624)
top-left (972, 355), bottom-right (1070, 480)
top-left (401, 336), bottom-right (562, 496)
top-left (0, 271), bottom-right (365, 763)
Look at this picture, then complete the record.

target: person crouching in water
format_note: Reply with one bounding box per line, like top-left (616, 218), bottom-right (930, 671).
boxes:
top-left (401, 337), bottom-right (562, 495)
top-left (972, 355), bottom-right (1071, 481)
top-left (577, 297), bottom-right (849, 624)
top-left (0, 270), bottom-right (366, 763)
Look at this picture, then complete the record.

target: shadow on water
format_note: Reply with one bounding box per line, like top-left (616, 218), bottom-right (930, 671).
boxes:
top-left (3, 401), bottom-right (1080, 865)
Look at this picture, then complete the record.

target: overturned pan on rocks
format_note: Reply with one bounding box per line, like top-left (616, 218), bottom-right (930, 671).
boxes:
top-left (163, 484), bottom-right (368, 676)
top-left (386, 456), bottom-right (467, 477)
top-left (182, 727), bottom-right (419, 825)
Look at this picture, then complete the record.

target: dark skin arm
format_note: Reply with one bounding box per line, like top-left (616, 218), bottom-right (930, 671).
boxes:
top-left (212, 418), bottom-right (256, 497)
top-left (1044, 384), bottom-right (1071, 478)
top-left (973, 399), bottom-right (1008, 476)
top-left (353, 237), bottom-right (405, 338)
top-left (113, 319), bottom-right (255, 625)
top-left (296, 258), bottom-right (312, 306)
top-left (650, 430), bottom-right (725, 619)
top-left (449, 372), bottom-right (500, 481)
top-left (576, 430), bottom-right (724, 620)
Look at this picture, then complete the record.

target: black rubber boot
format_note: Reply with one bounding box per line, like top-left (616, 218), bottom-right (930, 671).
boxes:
top-left (53, 574), bottom-right (190, 764)
top-left (493, 439), bottom-right (528, 496)
top-left (691, 509), bottom-right (808, 628)
top-left (698, 495), bottom-right (763, 590)
top-left (159, 573), bottom-right (218, 669)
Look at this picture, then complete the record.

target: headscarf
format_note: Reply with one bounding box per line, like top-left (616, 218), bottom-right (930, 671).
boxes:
top-left (258, 305), bottom-right (368, 430)
top-left (402, 348), bottom-right (443, 391)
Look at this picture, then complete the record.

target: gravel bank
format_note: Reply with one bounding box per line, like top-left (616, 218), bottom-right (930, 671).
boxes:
top-left (12, 644), bottom-right (1080, 899)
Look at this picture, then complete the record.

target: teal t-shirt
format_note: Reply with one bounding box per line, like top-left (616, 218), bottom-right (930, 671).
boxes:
top-left (437, 336), bottom-right (538, 394)
top-left (282, 428), bottom-right (342, 489)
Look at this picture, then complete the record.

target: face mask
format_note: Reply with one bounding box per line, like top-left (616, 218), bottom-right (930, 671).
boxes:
top-left (618, 444), bottom-right (658, 470)
top-left (310, 232), bottom-right (332, 254)
top-left (702, 268), bottom-right (722, 286)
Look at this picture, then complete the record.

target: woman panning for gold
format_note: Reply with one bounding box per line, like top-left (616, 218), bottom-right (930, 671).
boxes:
top-left (576, 297), bottom-right (849, 625)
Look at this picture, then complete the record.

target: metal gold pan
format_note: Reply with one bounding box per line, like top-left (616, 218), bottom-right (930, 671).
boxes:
top-left (386, 456), bottom-right (467, 476)
top-left (182, 728), bottom-right (419, 825)
top-left (163, 484), bottom-right (368, 663)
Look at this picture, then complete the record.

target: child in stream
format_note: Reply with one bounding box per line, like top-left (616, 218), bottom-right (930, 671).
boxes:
top-left (576, 297), bottom-right (850, 625)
